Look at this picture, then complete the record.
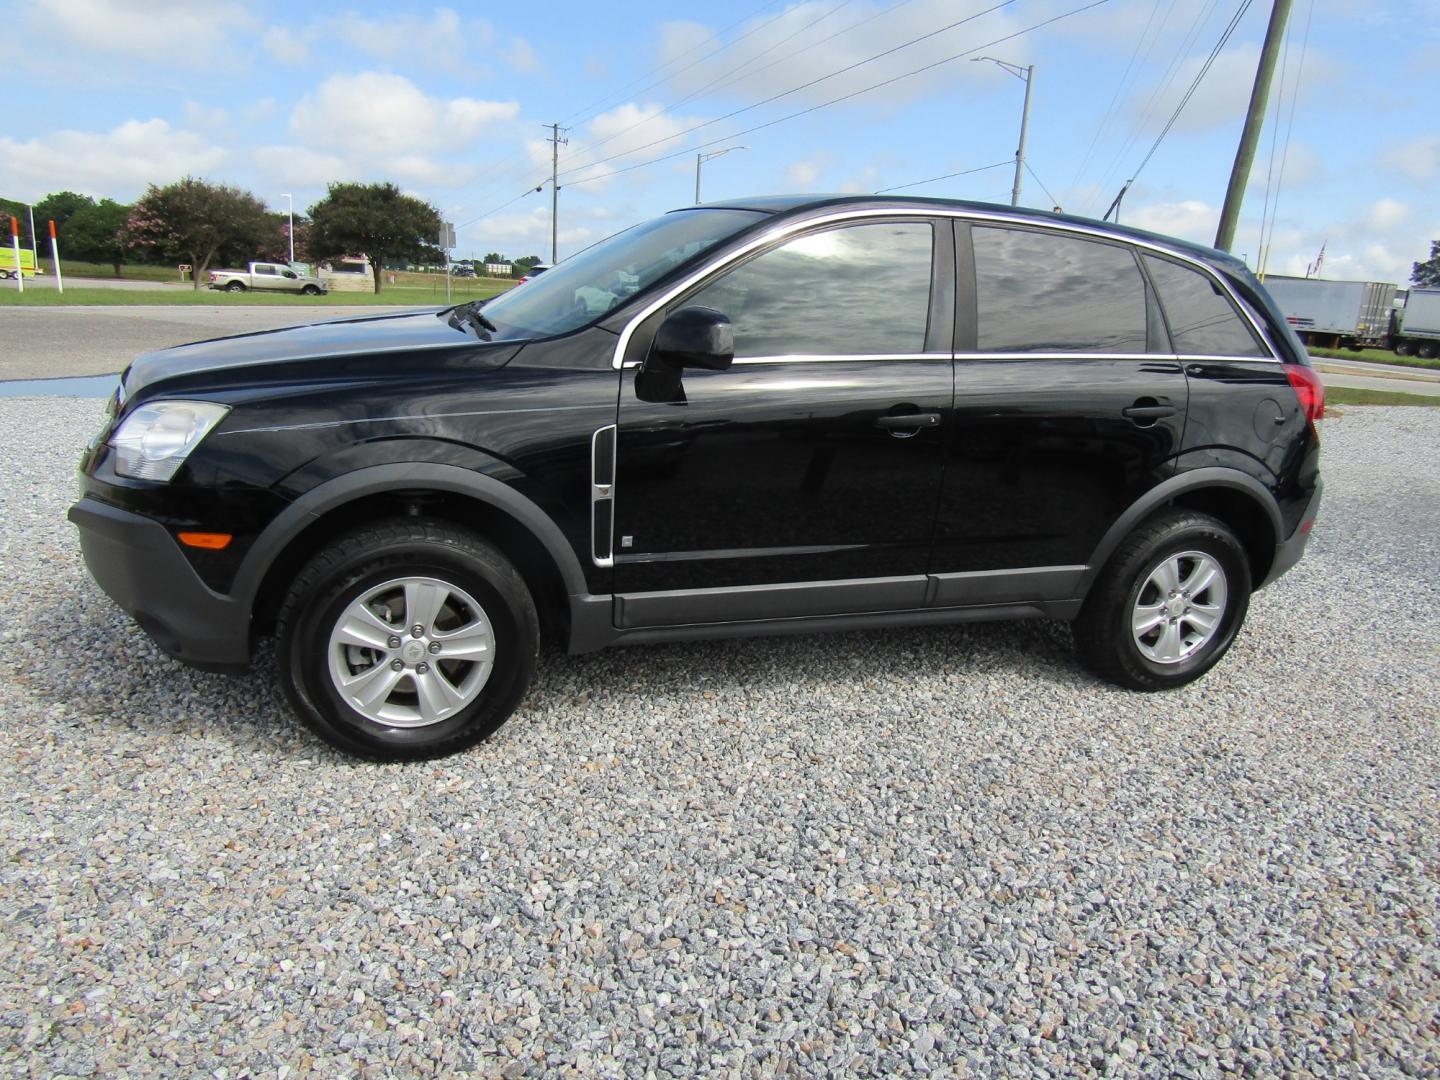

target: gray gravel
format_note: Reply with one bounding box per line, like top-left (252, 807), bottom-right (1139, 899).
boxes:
top-left (1, 399), bottom-right (1437, 1078)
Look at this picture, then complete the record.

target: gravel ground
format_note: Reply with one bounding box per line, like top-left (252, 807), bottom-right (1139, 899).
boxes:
top-left (1, 400), bottom-right (1437, 1079)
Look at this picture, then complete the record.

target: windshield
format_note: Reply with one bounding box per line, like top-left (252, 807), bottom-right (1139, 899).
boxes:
top-left (479, 208), bottom-right (767, 340)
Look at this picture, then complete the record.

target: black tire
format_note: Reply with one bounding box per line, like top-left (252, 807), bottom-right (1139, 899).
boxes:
top-left (225, 281), bottom-right (246, 292)
top-left (1074, 510), bottom-right (1251, 691)
top-left (1418, 342), bottom-right (1438, 360)
top-left (1394, 340), bottom-right (1413, 357)
top-left (276, 520), bottom-right (539, 760)
top-left (301, 284), bottom-right (321, 296)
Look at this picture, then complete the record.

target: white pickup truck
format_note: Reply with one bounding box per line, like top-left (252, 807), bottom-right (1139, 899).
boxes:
top-left (208, 262), bottom-right (327, 295)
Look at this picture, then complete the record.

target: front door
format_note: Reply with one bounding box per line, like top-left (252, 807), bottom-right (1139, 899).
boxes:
top-left (610, 218), bottom-right (953, 628)
top-left (929, 223), bottom-right (1188, 602)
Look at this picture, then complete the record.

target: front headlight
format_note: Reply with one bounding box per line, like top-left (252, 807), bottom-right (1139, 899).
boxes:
top-left (110, 401), bottom-right (230, 481)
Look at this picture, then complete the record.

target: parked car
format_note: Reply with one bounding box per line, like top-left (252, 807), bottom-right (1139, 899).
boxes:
top-left (516, 263), bottom-right (551, 285)
top-left (208, 262), bottom-right (326, 295)
top-left (70, 195), bottom-right (1322, 760)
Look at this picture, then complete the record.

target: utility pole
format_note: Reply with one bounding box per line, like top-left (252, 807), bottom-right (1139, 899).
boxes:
top-left (1214, 0), bottom-right (1292, 252)
top-left (972, 57), bottom-right (1034, 207)
top-left (544, 123), bottom-right (569, 264)
top-left (281, 194), bottom-right (294, 265)
top-left (26, 205), bottom-right (37, 267)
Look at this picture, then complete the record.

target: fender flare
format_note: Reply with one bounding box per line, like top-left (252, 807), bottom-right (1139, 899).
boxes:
top-left (230, 462), bottom-right (590, 612)
top-left (1079, 467), bottom-right (1284, 592)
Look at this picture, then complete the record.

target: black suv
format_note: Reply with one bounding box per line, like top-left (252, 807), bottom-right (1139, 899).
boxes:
top-left (70, 196), bottom-right (1323, 760)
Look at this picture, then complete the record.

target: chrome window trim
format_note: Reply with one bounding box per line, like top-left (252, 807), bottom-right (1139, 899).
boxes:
top-left (730, 352), bottom-right (949, 365)
top-left (611, 207), bottom-right (1282, 369)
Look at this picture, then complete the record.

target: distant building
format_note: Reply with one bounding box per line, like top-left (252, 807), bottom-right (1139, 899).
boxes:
top-left (484, 261), bottom-right (513, 277)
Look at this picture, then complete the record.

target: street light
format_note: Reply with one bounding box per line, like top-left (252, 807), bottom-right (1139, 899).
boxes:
top-left (281, 193), bottom-right (294, 265)
top-left (971, 57), bottom-right (1034, 208)
top-left (695, 146), bottom-right (749, 204)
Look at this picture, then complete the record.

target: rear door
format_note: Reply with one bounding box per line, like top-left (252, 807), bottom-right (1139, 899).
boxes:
top-left (929, 222), bottom-right (1187, 601)
top-left (609, 217), bottom-right (955, 628)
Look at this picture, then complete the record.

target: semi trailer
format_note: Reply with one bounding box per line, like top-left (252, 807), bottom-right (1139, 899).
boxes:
top-left (1263, 276), bottom-right (1440, 358)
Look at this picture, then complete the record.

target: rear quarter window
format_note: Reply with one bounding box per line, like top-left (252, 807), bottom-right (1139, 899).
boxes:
top-left (1143, 255), bottom-right (1267, 357)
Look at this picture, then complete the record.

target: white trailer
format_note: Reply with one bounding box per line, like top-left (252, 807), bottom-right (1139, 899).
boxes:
top-left (1395, 288), bottom-right (1440, 358)
top-left (1263, 276), bottom-right (1398, 350)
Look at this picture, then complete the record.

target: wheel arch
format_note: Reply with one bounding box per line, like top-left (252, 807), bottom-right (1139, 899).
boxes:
top-left (237, 463), bottom-right (588, 647)
top-left (1081, 468), bottom-right (1283, 594)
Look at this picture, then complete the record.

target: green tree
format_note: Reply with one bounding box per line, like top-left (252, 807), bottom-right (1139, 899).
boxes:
top-left (1412, 241), bottom-right (1440, 288)
top-left (34, 191), bottom-right (95, 235)
top-left (62, 199), bottom-right (131, 276)
top-left (306, 182), bottom-right (443, 294)
top-left (482, 251), bottom-right (506, 264)
top-left (126, 177), bottom-right (279, 289)
top-left (511, 254), bottom-right (543, 279)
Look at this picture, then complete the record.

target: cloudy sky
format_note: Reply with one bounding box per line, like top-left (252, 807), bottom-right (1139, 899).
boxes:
top-left (3, 0), bottom-right (1435, 281)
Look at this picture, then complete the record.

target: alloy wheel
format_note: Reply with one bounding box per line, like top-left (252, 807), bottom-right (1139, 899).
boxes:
top-left (1130, 550), bottom-right (1228, 665)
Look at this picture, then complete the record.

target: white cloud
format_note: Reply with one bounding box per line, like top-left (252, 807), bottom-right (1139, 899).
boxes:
top-left (0, 119), bottom-right (227, 202)
top-left (548, 103), bottom-right (713, 192)
top-left (1380, 135), bottom-right (1440, 182)
top-left (252, 145), bottom-right (350, 190)
top-left (333, 7), bottom-right (490, 77)
top-left (1127, 200), bottom-right (1217, 243)
top-left (26, 0), bottom-right (251, 66)
top-left (262, 26), bottom-right (310, 64)
top-left (289, 73), bottom-right (518, 157)
top-left (1366, 198), bottom-right (1411, 231)
top-left (507, 37), bottom-right (540, 74)
top-left (787, 161), bottom-right (821, 189)
top-left (658, 0), bottom-right (1027, 110)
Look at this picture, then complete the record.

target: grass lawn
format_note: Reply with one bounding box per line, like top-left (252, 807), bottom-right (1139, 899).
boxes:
top-left (1327, 386), bottom-right (1438, 408)
top-left (1307, 345), bottom-right (1440, 371)
top-left (0, 281), bottom-right (513, 307)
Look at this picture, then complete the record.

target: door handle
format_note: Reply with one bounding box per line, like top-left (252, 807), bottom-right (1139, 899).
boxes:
top-left (876, 411), bottom-right (942, 430)
top-left (1121, 405), bottom-right (1175, 419)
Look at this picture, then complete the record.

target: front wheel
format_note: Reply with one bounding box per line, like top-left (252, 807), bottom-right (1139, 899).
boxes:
top-left (277, 520), bottom-right (539, 760)
top-left (1074, 510), bottom-right (1251, 691)
top-left (301, 284), bottom-right (321, 296)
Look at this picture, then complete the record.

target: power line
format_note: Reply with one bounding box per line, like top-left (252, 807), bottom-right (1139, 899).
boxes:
top-left (1102, 0), bottom-right (1253, 220)
top-left (555, 0), bottom-right (1023, 183)
top-left (1258, 0), bottom-right (1313, 277)
top-left (1023, 161), bottom-right (1062, 208)
top-left (558, 0), bottom-right (790, 126)
top-left (561, 0), bottom-right (1113, 193)
top-left (875, 159), bottom-right (1013, 193)
top-left (570, 0), bottom-right (858, 167)
top-left (448, 0), bottom-right (790, 224)
top-left (1064, 0), bottom-right (1171, 202)
top-left (1089, 0), bottom-right (1223, 213)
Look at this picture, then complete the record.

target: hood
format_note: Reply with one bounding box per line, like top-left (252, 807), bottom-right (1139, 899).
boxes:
top-left (123, 307), bottom-right (517, 398)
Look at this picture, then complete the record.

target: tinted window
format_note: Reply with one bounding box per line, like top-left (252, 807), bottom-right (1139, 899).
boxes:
top-left (1144, 255), bottom-right (1265, 356)
top-left (689, 222), bottom-right (933, 356)
top-left (256, 265), bottom-right (278, 276)
top-left (973, 227), bottom-right (1148, 353)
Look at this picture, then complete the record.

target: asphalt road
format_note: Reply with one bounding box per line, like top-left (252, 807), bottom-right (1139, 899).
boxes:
top-left (14, 273), bottom-right (173, 291)
top-left (0, 306), bottom-right (396, 380)
top-left (4, 305), bottom-right (1439, 396)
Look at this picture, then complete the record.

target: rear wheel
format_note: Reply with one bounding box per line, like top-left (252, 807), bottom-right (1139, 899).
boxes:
top-left (225, 281), bottom-right (246, 292)
top-left (1074, 510), bottom-right (1251, 690)
top-left (277, 520), bottom-right (539, 760)
top-left (1394, 340), bottom-right (1413, 356)
top-left (1418, 342), bottom-right (1438, 360)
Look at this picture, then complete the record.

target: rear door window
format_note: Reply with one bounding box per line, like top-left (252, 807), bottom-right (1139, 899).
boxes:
top-left (971, 227), bottom-right (1149, 354)
top-left (1143, 255), bottom-right (1266, 356)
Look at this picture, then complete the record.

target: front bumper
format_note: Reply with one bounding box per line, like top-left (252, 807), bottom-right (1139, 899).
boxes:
top-left (68, 497), bottom-right (251, 672)
top-left (1259, 478), bottom-right (1322, 589)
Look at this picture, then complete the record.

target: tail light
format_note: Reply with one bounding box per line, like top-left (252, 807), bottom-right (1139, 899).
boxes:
top-left (1283, 363), bottom-right (1325, 426)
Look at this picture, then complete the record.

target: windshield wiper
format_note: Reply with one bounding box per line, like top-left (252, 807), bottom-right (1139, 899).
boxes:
top-left (442, 300), bottom-right (497, 339)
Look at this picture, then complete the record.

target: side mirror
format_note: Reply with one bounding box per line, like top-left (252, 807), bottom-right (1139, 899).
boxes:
top-left (651, 306), bottom-right (734, 371)
top-left (636, 307), bottom-right (733, 404)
